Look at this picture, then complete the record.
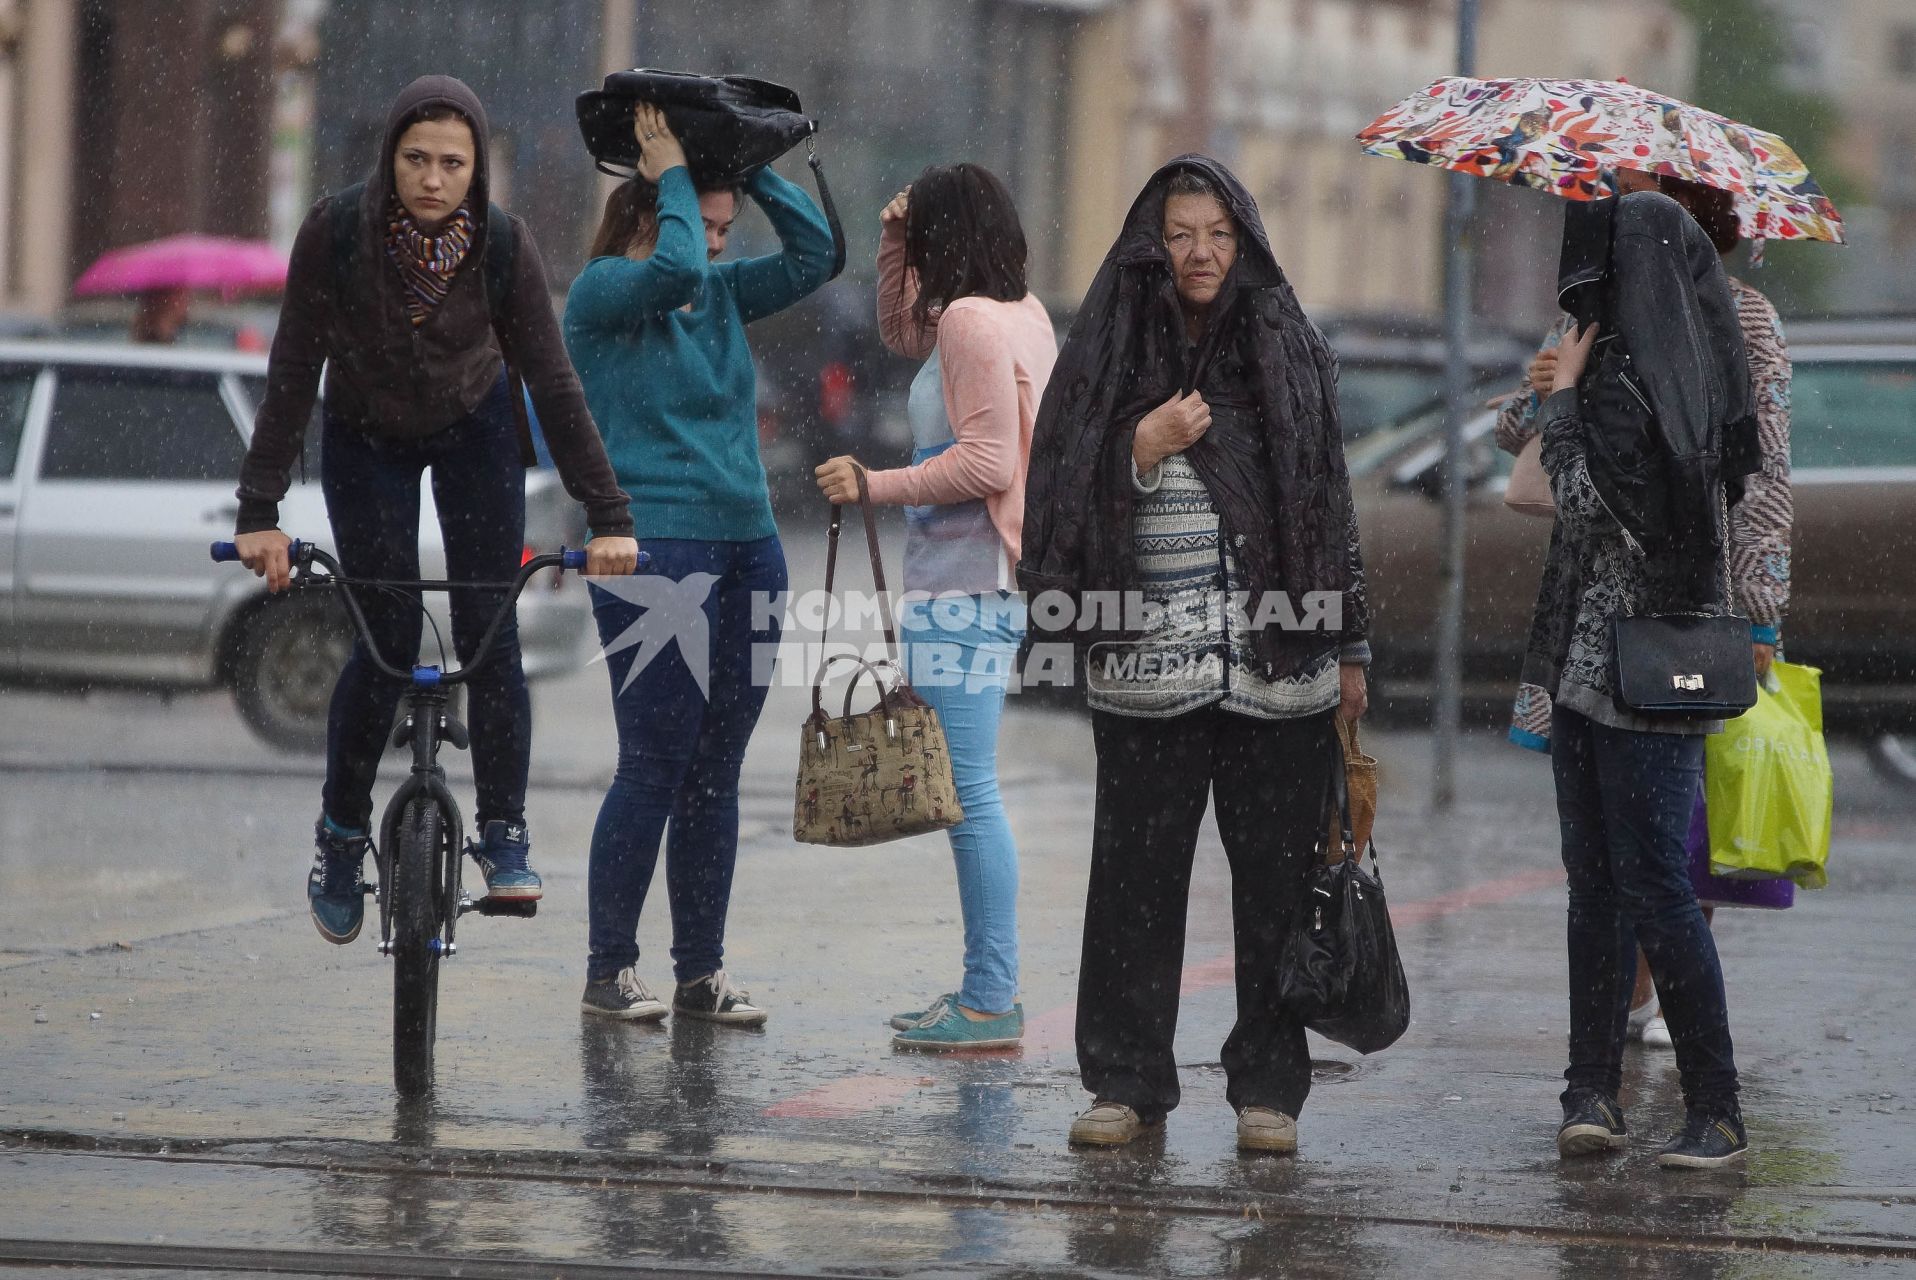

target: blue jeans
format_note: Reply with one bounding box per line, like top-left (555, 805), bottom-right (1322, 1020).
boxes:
top-left (586, 536), bottom-right (787, 985)
top-left (1551, 707), bottom-right (1739, 1114)
top-left (320, 375), bottom-right (528, 833)
top-left (900, 592), bottom-right (1024, 1014)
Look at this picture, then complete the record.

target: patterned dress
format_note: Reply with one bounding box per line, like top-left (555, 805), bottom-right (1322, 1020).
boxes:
top-left (1496, 279), bottom-right (1793, 749)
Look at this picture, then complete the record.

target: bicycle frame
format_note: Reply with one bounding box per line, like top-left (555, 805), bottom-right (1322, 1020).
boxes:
top-left (212, 538), bottom-right (594, 953)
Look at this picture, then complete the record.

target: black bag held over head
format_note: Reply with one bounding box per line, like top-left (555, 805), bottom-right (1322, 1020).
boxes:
top-left (1275, 734), bottom-right (1411, 1055)
top-left (576, 68), bottom-right (845, 279)
top-left (1609, 613), bottom-right (1758, 719)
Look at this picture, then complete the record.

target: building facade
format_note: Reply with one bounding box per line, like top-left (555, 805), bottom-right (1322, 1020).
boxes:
top-left (1771, 0), bottom-right (1916, 311)
top-left (1057, 0), bottom-right (1692, 330)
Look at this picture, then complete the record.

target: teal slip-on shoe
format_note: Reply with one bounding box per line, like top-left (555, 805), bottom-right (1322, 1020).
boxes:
top-left (892, 1002), bottom-right (1023, 1052)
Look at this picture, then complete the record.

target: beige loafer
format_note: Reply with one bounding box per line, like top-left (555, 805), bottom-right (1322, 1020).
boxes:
top-left (1236, 1106), bottom-right (1299, 1154)
top-left (1069, 1100), bottom-right (1156, 1147)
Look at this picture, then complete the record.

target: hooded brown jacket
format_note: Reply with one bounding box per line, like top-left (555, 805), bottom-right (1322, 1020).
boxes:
top-left (235, 75), bottom-right (632, 537)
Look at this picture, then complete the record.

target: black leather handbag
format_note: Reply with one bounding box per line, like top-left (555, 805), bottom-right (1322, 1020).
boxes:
top-left (1275, 736), bottom-right (1411, 1056)
top-left (1609, 613), bottom-right (1758, 719)
top-left (575, 68), bottom-right (846, 280)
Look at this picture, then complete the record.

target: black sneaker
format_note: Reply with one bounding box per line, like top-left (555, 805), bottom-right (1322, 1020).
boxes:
top-left (673, 971), bottom-right (768, 1026)
top-left (580, 967), bottom-right (668, 1022)
top-left (1657, 1110), bottom-right (1749, 1170)
top-left (1556, 1088), bottom-right (1628, 1157)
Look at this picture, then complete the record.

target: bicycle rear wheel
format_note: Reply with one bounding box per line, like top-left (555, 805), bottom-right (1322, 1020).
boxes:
top-left (392, 797), bottom-right (445, 1097)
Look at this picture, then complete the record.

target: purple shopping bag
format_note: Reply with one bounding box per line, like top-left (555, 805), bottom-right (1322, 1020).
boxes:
top-left (1687, 786), bottom-right (1795, 910)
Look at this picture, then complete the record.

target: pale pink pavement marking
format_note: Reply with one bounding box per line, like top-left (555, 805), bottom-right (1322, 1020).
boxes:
top-left (763, 864), bottom-right (1567, 1118)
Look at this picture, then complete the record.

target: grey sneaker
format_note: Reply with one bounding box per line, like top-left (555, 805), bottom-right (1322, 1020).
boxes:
top-left (889, 992), bottom-right (957, 1032)
top-left (581, 967), bottom-right (668, 1021)
top-left (673, 971), bottom-right (768, 1026)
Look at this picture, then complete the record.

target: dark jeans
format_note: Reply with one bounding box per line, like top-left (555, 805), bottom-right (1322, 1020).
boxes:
top-left (1079, 705), bottom-right (1337, 1121)
top-left (586, 536), bottom-right (787, 985)
top-left (1551, 706), bottom-right (1739, 1114)
top-left (319, 375), bottom-right (529, 834)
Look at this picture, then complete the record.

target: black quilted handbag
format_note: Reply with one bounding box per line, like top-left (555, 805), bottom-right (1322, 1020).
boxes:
top-left (575, 68), bottom-right (845, 280)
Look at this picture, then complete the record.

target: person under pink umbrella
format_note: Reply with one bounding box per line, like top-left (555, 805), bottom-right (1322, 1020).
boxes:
top-left (129, 286), bottom-right (192, 344)
top-left (72, 232), bottom-right (291, 345)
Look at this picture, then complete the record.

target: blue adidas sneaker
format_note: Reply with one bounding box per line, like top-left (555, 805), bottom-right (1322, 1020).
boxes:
top-left (467, 819), bottom-right (542, 901)
top-left (308, 817), bottom-right (370, 945)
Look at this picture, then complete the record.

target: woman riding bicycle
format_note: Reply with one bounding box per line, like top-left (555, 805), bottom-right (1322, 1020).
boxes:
top-left (231, 75), bottom-right (640, 946)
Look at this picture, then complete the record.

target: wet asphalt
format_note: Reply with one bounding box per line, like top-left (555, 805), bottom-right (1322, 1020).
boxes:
top-left (2, 519), bottom-right (1913, 1278)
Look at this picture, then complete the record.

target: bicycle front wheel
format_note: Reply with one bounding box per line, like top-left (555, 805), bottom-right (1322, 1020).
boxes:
top-left (392, 797), bottom-right (445, 1098)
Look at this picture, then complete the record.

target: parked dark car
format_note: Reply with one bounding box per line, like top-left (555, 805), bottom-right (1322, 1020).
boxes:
top-left (1351, 327), bottom-right (1916, 784)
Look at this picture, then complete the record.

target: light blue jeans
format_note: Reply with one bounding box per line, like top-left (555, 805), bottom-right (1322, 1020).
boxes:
top-left (899, 591), bottom-right (1024, 1014)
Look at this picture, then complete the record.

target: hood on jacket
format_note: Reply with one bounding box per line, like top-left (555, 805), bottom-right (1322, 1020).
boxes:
top-left (1018, 154), bottom-right (1366, 677)
top-left (1557, 190), bottom-right (1753, 464)
top-left (366, 75), bottom-right (495, 249)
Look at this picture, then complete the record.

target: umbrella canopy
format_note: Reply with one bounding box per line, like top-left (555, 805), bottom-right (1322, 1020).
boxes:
top-left (1357, 76), bottom-right (1844, 245)
top-left (73, 233), bottom-right (289, 300)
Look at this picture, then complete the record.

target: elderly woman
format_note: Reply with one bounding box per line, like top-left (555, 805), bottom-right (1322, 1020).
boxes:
top-left (1020, 156), bottom-right (1370, 1154)
top-left (1524, 189), bottom-right (1760, 1170)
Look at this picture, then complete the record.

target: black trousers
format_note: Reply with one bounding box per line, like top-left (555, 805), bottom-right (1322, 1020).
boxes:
top-left (1078, 704), bottom-right (1337, 1121)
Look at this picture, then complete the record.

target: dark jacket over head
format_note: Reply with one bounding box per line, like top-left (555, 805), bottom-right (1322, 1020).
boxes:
top-left (237, 75), bottom-right (632, 536)
top-left (1017, 154), bottom-right (1367, 680)
top-left (1558, 190), bottom-right (1755, 599)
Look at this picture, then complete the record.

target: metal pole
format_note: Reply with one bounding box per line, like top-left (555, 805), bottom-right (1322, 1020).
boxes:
top-left (1432, 0), bottom-right (1480, 812)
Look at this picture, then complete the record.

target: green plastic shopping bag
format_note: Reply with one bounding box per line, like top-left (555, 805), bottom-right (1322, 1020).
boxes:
top-left (1705, 661), bottom-right (1833, 889)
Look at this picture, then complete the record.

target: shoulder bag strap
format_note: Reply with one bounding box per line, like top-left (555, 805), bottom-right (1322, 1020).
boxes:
top-left (811, 467), bottom-right (900, 718)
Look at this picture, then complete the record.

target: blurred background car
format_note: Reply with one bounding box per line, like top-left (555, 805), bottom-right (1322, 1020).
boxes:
top-left (1350, 318), bottom-right (1916, 785)
top-left (0, 339), bottom-right (595, 753)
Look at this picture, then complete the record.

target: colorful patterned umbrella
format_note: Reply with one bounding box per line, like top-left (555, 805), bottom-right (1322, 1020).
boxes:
top-left (1357, 76), bottom-right (1844, 245)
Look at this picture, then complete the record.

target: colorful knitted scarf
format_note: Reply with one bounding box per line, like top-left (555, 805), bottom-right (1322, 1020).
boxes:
top-left (385, 199), bottom-right (475, 326)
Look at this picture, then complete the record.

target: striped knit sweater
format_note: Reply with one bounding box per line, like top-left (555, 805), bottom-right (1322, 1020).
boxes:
top-left (1497, 278), bottom-right (1793, 749)
top-left (1084, 453), bottom-right (1366, 720)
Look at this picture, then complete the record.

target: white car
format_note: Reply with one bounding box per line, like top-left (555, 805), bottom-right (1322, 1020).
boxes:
top-left (0, 340), bottom-right (596, 751)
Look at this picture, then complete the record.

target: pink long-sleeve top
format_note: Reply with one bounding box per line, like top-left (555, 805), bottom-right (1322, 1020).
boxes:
top-left (862, 221), bottom-right (1056, 593)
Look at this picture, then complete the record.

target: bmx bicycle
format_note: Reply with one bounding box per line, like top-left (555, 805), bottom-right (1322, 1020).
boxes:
top-left (211, 537), bottom-right (621, 1096)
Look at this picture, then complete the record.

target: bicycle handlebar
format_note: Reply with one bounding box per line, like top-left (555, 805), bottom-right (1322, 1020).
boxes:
top-left (210, 539), bottom-right (305, 564)
top-left (209, 539), bottom-right (640, 687)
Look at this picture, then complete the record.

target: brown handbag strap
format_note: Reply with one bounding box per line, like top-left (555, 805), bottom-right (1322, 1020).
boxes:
top-left (815, 468), bottom-right (901, 717)
top-left (1336, 714), bottom-right (1362, 761)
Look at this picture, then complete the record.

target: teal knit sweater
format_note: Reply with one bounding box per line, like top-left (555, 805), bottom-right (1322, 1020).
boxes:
top-left (564, 165), bottom-right (834, 541)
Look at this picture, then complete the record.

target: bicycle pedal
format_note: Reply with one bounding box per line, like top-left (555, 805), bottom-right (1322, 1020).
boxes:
top-left (470, 897), bottom-right (539, 919)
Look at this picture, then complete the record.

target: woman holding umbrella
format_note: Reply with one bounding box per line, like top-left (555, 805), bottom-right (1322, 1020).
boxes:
top-left (1358, 75), bottom-right (1840, 1170)
top-left (1496, 170), bottom-right (1795, 1052)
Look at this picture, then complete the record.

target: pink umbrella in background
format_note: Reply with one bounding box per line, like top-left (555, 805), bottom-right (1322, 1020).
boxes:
top-left (72, 234), bottom-right (287, 345)
top-left (73, 233), bottom-right (289, 300)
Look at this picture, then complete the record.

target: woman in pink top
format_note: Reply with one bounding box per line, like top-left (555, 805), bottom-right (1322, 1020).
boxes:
top-left (816, 163), bottom-right (1057, 1051)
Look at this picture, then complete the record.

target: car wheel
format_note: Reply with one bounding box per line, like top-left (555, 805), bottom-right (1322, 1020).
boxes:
top-left (231, 593), bottom-right (353, 754)
top-left (1867, 733), bottom-right (1916, 790)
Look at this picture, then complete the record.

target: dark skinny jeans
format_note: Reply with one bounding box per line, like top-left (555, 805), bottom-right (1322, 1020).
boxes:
top-left (320, 375), bottom-right (529, 834)
top-left (585, 536), bottom-right (787, 985)
top-left (1551, 706), bottom-right (1739, 1116)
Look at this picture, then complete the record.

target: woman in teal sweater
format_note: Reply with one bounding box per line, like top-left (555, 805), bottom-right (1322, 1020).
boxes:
top-left (565, 104), bottom-right (833, 1025)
